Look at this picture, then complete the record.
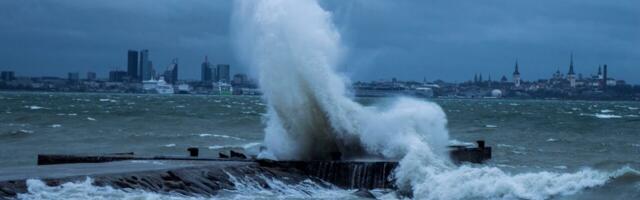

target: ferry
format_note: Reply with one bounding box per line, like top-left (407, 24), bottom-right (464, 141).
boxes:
top-left (142, 77), bottom-right (174, 94)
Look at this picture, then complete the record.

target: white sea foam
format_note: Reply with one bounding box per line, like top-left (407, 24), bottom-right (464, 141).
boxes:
top-left (485, 124), bottom-right (498, 128)
top-left (600, 109), bottom-right (614, 113)
top-left (208, 142), bottom-right (261, 152)
top-left (25, 105), bottom-right (45, 110)
top-left (163, 143), bottom-right (176, 147)
top-left (594, 113), bottom-right (622, 119)
top-left (50, 124), bottom-right (62, 128)
top-left (18, 178), bottom-right (203, 200)
top-left (199, 133), bottom-right (244, 141)
top-left (87, 117), bottom-right (97, 121)
top-left (231, 0), bottom-right (632, 199)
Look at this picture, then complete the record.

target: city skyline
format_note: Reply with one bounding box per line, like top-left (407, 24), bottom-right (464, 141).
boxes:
top-left (0, 1), bottom-right (638, 83)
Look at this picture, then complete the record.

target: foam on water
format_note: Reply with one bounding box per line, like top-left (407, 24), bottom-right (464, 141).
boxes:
top-left (18, 178), bottom-right (201, 200)
top-left (18, 176), bottom-right (363, 200)
top-left (230, 0), bottom-right (636, 199)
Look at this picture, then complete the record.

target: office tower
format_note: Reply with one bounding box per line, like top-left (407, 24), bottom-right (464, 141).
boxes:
top-left (127, 50), bottom-right (139, 80)
top-left (87, 72), bottom-right (97, 81)
top-left (1, 71), bottom-right (15, 81)
top-left (109, 70), bottom-right (127, 82)
top-left (216, 64), bottom-right (230, 83)
top-left (201, 56), bottom-right (212, 82)
top-left (68, 72), bottom-right (80, 82)
top-left (139, 49), bottom-right (152, 81)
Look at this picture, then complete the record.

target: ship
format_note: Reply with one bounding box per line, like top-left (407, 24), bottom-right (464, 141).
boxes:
top-left (142, 76), bottom-right (175, 94)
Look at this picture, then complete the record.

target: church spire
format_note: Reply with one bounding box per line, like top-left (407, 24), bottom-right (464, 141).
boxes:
top-left (568, 53), bottom-right (575, 75)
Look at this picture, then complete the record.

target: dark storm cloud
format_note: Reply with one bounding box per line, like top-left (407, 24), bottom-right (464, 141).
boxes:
top-left (0, 0), bottom-right (638, 83)
top-left (324, 0), bottom-right (639, 83)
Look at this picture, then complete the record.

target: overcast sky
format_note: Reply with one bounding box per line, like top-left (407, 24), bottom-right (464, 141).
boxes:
top-left (1, 0), bottom-right (638, 83)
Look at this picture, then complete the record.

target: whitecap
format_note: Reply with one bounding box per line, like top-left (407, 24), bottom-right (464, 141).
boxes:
top-left (594, 114), bottom-right (622, 119)
top-left (553, 165), bottom-right (568, 169)
top-left (485, 124), bottom-right (498, 128)
top-left (50, 124), bottom-right (62, 128)
top-left (87, 117), bottom-right (96, 121)
top-left (26, 105), bottom-right (45, 110)
top-left (199, 133), bottom-right (244, 140)
top-left (628, 107), bottom-right (639, 110)
top-left (600, 109), bottom-right (614, 113)
top-left (208, 142), bottom-right (261, 150)
top-left (163, 144), bottom-right (176, 147)
top-left (546, 138), bottom-right (558, 142)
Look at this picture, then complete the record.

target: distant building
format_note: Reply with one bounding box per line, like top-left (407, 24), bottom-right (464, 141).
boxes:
top-left (232, 73), bottom-right (248, 86)
top-left (87, 72), bottom-right (97, 81)
top-left (567, 54), bottom-right (576, 87)
top-left (127, 50), bottom-right (139, 81)
top-left (216, 64), bottom-right (230, 83)
top-left (201, 56), bottom-right (212, 82)
top-left (1, 71), bottom-right (15, 81)
top-left (109, 70), bottom-right (127, 82)
top-left (163, 58), bottom-right (178, 84)
top-left (67, 72), bottom-right (80, 82)
top-left (139, 49), bottom-right (152, 81)
top-left (513, 60), bottom-right (521, 87)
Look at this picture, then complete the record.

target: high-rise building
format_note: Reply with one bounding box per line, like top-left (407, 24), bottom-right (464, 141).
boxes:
top-left (232, 73), bottom-right (248, 86)
top-left (567, 53), bottom-right (576, 87)
top-left (216, 64), bottom-right (230, 83)
top-left (68, 72), bottom-right (80, 82)
top-left (201, 56), bottom-right (212, 82)
top-left (109, 70), bottom-right (128, 82)
top-left (163, 58), bottom-right (178, 84)
top-left (87, 72), bottom-right (97, 81)
top-left (139, 49), bottom-right (152, 81)
top-left (513, 60), bottom-right (521, 87)
top-left (1, 71), bottom-right (15, 81)
top-left (127, 50), bottom-right (139, 81)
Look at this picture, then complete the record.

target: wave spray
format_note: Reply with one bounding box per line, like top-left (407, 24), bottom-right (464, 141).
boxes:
top-left (231, 0), bottom-right (635, 199)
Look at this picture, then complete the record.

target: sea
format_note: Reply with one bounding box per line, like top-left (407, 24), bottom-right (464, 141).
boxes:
top-left (2, 91), bottom-right (640, 199)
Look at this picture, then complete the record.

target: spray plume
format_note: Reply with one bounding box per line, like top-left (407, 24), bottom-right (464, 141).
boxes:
top-left (231, 0), bottom-right (633, 199)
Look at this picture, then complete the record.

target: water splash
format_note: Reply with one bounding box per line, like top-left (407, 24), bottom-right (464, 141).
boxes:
top-left (231, 0), bottom-right (636, 199)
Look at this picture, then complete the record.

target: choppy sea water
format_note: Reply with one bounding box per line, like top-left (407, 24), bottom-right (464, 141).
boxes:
top-left (2, 92), bottom-right (640, 199)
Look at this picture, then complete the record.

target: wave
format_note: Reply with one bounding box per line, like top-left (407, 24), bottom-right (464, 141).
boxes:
top-left (208, 142), bottom-right (261, 150)
top-left (198, 134), bottom-right (244, 141)
top-left (406, 166), bottom-right (639, 200)
top-left (17, 175), bottom-right (364, 200)
top-left (18, 178), bottom-right (203, 200)
top-left (230, 0), bottom-right (637, 199)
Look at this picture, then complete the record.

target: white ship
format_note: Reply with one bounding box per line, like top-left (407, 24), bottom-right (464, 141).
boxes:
top-left (142, 77), bottom-right (174, 94)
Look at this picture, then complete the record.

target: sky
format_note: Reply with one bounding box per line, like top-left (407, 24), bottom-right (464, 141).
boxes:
top-left (0, 0), bottom-right (638, 83)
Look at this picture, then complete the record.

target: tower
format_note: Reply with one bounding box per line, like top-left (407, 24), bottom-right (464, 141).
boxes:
top-left (127, 50), bottom-right (139, 81)
top-left (567, 53), bottom-right (576, 87)
top-left (216, 64), bottom-right (231, 83)
top-left (139, 49), bottom-right (151, 81)
top-left (597, 65), bottom-right (602, 77)
top-left (201, 56), bottom-right (212, 82)
top-left (513, 60), bottom-right (521, 87)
